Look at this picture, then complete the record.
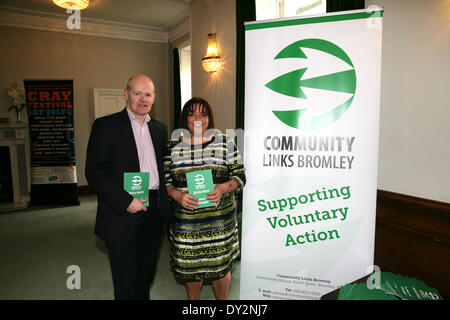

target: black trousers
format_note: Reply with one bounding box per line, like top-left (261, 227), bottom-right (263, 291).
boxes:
top-left (105, 198), bottom-right (163, 300)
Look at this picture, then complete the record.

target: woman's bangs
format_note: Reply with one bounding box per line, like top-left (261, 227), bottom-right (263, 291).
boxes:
top-left (189, 103), bottom-right (209, 116)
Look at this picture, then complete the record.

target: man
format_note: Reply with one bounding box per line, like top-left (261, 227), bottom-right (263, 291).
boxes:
top-left (86, 74), bottom-right (171, 300)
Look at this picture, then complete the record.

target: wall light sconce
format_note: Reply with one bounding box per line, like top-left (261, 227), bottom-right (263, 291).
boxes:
top-left (202, 33), bottom-right (221, 73)
top-left (52, 0), bottom-right (89, 10)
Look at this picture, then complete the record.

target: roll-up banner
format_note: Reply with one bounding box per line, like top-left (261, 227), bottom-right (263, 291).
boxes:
top-left (240, 8), bottom-right (383, 299)
top-left (24, 79), bottom-right (79, 205)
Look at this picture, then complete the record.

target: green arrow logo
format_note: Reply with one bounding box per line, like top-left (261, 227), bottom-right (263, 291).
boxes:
top-left (265, 38), bottom-right (356, 129)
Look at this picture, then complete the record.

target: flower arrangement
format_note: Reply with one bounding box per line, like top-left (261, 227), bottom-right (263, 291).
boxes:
top-left (5, 80), bottom-right (26, 122)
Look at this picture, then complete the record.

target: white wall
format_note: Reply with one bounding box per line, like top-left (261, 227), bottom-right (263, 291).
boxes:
top-left (190, 0), bottom-right (236, 133)
top-left (367, 0), bottom-right (450, 202)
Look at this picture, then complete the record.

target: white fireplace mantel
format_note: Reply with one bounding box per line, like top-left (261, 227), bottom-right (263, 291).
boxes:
top-left (0, 122), bottom-right (31, 211)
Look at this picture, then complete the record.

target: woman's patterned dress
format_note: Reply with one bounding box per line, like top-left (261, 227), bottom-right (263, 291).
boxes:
top-left (163, 133), bottom-right (245, 281)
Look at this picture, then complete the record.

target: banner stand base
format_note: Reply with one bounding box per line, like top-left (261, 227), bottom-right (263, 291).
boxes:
top-left (31, 184), bottom-right (80, 206)
top-left (321, 274), bottom-right (370, 300)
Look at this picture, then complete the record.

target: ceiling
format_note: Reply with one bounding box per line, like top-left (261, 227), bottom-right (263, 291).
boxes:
top-left (0, 0), bottom-right (191, 30)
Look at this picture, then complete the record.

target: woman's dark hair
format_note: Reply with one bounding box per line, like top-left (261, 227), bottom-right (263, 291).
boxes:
top-left (179, 97), bottom-right (215, 130)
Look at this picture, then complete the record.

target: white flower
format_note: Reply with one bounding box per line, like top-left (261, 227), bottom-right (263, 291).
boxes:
top-left (5, 81), bottom-right (25, 105)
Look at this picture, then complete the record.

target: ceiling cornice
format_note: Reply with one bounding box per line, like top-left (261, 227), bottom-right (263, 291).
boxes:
top-left (0, 6), bottom-right (190, 43)
top-left (168, 17), bottom-right (190, 42)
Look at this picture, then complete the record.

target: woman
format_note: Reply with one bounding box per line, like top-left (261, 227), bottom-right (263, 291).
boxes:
top-left (163, 97), bottom-right (245, 300)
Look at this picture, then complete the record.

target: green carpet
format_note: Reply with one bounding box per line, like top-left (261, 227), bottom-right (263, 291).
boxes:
top-left (0, 195), bottom-right (240, 300)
